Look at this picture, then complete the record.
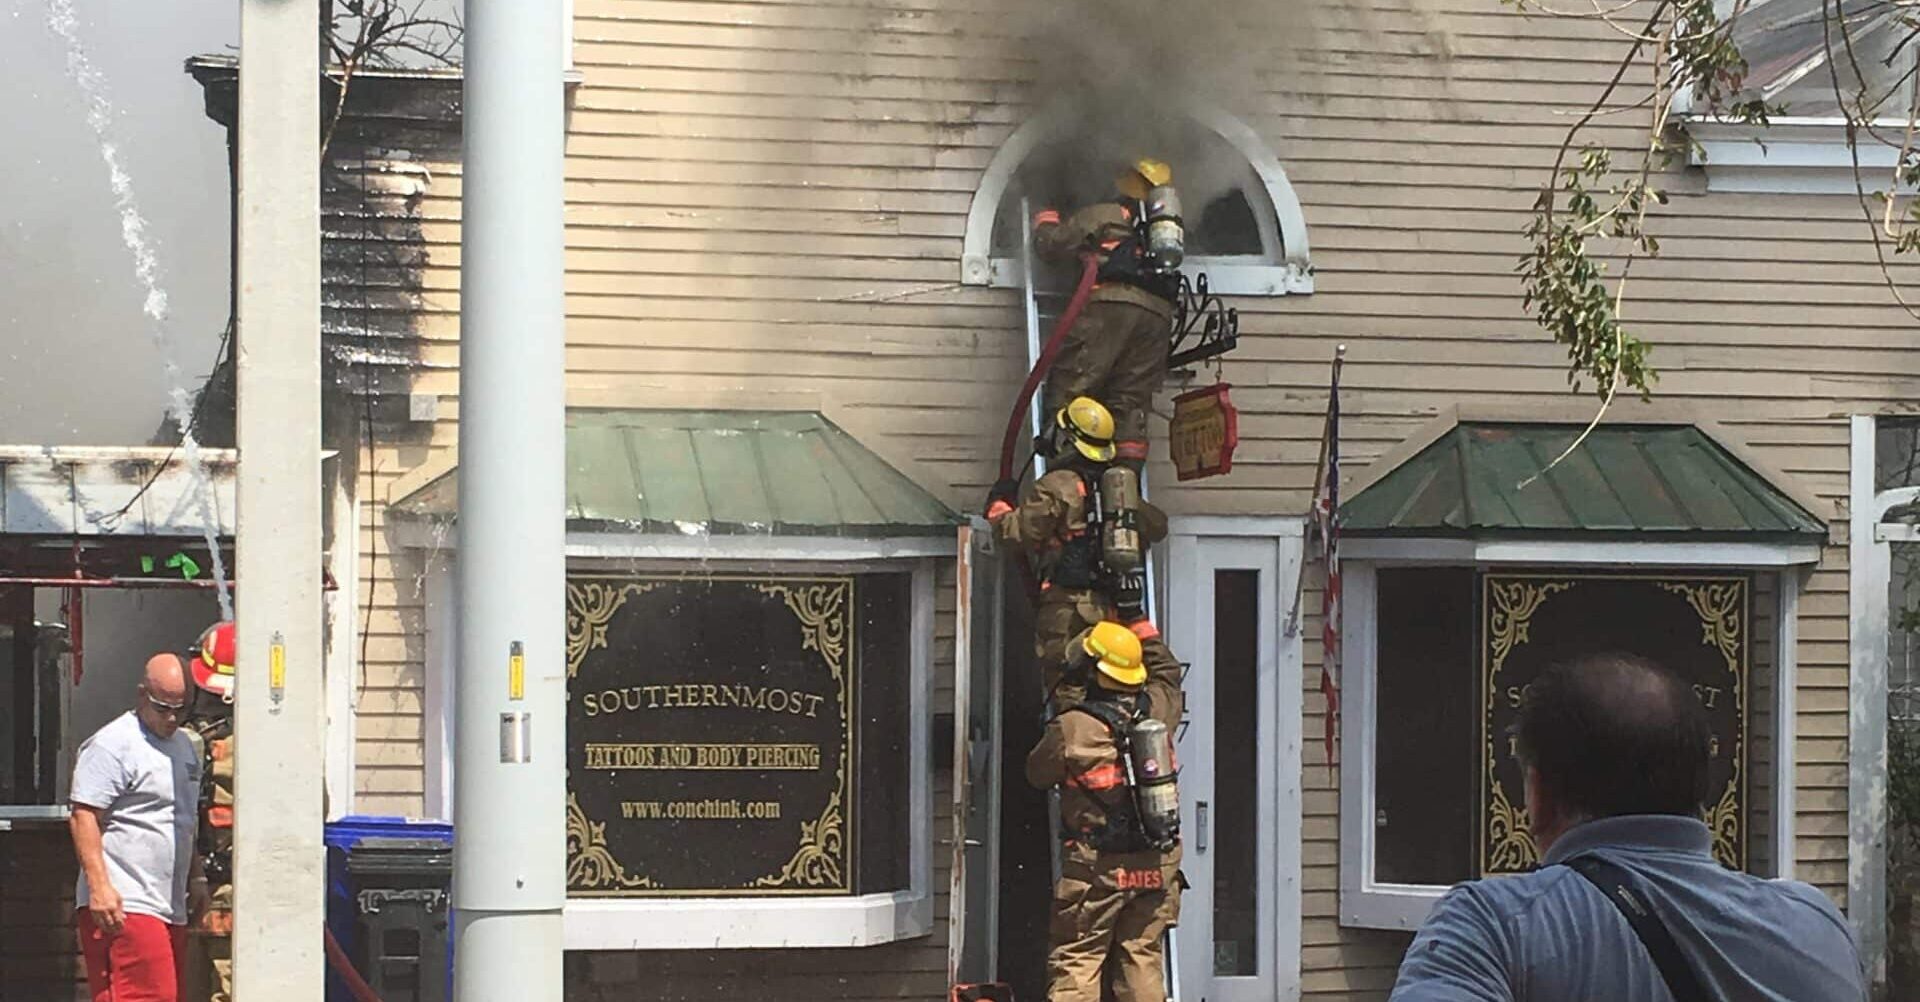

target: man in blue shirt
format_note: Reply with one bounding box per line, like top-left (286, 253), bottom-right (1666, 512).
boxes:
top-left (1390, 653), bottom-right (1866, 1002)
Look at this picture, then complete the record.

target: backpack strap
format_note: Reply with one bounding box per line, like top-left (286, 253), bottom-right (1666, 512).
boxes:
top-left (1068, 698), bottom-right (1132, 735)
top-left (1562, 854), bottom-right (1714, 1002)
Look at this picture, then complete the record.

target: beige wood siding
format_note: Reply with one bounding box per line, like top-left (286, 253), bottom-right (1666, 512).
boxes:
top-left (329, 0), bottom-right (1913, 996)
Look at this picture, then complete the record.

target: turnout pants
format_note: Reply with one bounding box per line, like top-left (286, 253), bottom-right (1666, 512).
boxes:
top-left (1043, 298), bottom-right (1173, 464)
top-left (1048, 842), bottom-right (1183, 1002)
top-left (183, 928), bottom-right (232, 1002)
top-left (1036, 589), bottom-right (1183, 712)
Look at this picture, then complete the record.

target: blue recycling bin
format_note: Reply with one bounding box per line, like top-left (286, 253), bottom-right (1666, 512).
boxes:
top-left (324, 815), bottom-right (454, 1002)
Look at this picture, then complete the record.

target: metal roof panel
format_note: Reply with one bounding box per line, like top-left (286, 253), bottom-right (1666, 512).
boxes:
top-left (1341, 422), bottom-right (1825, 539)
top-left (395, 409), bottom-right (958, 537)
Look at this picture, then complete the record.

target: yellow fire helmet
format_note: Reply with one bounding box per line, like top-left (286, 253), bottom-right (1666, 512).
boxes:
top-left (1082, 621), bottom-right (1147, 688)
top-left (1056, 396), bottom-right (1117, 463)
top-left (1116, 158), bottom-right (1174, 200)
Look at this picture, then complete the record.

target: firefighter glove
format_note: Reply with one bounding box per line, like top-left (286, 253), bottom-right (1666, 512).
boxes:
top-left (1112, 572), bottom-right (1146, 623)
top-left (985, 478), bottom-right (1020, 518)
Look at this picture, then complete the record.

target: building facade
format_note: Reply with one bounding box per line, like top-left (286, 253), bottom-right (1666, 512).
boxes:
top-left (167, 0), bottom-right (1920, 998)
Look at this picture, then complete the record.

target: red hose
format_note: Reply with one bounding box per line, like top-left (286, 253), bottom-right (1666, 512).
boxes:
top-left (325, 925), bottom-right (386, 1002)
top-left (998, 254), bottom-right (1101, 481)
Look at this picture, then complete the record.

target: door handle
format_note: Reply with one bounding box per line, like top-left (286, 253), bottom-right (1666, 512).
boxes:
top-left (1196, 801), bottom-right (1209, 854)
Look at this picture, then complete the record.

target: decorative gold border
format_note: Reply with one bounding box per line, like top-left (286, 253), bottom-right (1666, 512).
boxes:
top-left (1479, 578), bottom-right (1574, 874)
top-left (566, 580), bottom-right (662, 679)
top-left (1478, 574), bottom-right (1750, 875)
top-left (564, 574), bottom-right (856, 897)
top-left (567, 792), bottom-right (656, 891)
top-left (1657, 580), bottom-right (1749, 870)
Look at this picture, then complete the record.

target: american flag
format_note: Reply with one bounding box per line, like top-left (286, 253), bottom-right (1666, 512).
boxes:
top-left (1310, 348), bottom-right (1346, 769)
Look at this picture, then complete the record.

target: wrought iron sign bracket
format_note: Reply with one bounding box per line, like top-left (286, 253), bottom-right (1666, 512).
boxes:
top-left (1167, 272), bottom-right (1240, 370)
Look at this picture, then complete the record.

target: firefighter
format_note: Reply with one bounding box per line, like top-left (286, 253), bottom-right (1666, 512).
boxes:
top-left (985, 396), bottom-right (1181, 711)
top-left (184, 620), bottom-right (236, 1002)
top-left (1032, 157), bottom-right (1183, 469)
top-left (1027, 622), bottom-right (1183, 1002)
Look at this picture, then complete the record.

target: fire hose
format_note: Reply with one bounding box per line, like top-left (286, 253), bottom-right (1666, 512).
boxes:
top-left (997, 254), bottom-right (1101, 482)
top-left (324, 925), bottom-right (386, 1002)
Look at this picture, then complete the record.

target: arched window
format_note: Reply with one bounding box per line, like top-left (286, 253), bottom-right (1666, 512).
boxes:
top-left (960, 103), bottom-right (1313, 296)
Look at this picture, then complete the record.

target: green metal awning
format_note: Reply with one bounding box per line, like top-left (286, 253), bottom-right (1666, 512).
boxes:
top-left (1340, 423), bottom-right (1826, 540)
top-left (393, 409), bottom-right (960, 538)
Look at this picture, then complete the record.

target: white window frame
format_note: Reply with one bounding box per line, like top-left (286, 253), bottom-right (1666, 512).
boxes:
top-left (416, 529), bottom-right (949, 949)
top-left (959, 101), bottom-right (1313, 296)
top-left (1339, 538), bottom-right (1812, 931)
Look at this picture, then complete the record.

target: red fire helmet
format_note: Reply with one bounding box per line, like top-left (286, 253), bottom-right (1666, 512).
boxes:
top-left (192, 620), bottom-right (237, 700)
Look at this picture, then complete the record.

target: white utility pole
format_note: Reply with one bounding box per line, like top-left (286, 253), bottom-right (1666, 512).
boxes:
top-left (233, 0), bottom-right (323, 995)
top-left (453, 0), bottom-right (569, 996)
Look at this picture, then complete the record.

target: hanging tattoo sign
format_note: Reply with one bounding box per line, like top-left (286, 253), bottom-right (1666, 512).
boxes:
top-left (1478, 573), bottom-right (1749, 876)
top-left (1169, 383), bottom-right (1239, 481)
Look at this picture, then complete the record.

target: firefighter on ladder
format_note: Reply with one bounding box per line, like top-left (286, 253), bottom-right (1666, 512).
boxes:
top-left (1028, 622), bottom-right (1184, 1002)
top-left (184, 621), bottom-right (236, 1002)
top-left (1032, 158), bottom-right (1185, 470)
top-left (985, 395), bottom-right (1181, 712)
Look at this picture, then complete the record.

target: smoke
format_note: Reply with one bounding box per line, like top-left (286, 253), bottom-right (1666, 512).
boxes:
top-left (1006, 0), bottom-right (1328, 211)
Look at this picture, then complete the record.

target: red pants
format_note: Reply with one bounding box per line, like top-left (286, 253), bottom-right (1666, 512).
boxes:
top-left (76, 910), bottom-right (186, 1002)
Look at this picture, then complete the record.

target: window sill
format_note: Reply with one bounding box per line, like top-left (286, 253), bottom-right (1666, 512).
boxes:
top-left (1686, 116), bottom-right (1909, 194)
top-left (0, 804), bottom-right (70, 831)
top-left (975, 256), bottom-right (1314, 296)
top-left (562, 889), bottom-right (932, 950)
top-left (1339, 882), bottom-right (1451, 932)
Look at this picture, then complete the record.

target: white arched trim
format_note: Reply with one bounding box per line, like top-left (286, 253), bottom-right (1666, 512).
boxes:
top-left (960, 101), bottom-right (1314, 296)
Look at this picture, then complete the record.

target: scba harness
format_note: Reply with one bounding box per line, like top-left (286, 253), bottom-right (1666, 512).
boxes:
top-left (1061, 695), bottom-right (1181, 854)
top-left (1041, 466), bottom-right (1149, 620)
top-left (1094, 199), bottom-right (1182, 305)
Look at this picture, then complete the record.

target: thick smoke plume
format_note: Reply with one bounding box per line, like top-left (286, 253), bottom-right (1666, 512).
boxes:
top-left (1005, 0), bottom-right (1329, 211)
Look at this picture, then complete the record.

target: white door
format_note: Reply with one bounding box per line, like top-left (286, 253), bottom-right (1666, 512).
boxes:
top-left (1164, 521), bottom-right (1304, 1002)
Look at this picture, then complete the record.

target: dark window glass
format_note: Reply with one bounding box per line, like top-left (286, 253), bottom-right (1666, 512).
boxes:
top-left (1374, 566), bottom-right (1478, 886)
top-left (1212, 570), bottom-right (1260, 976)
top-left (1190, 188), bottom-right (1263, 256)
top-left (1877, 416), bottom-right (1920, 493)
top-left (856, 573), bottom-right (914, 894)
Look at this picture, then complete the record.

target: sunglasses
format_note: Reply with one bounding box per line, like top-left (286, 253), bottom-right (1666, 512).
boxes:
top-left (143, 691), bottom-right (190, 718)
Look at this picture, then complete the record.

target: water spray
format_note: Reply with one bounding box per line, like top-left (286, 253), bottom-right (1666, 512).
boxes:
top-left (43, 0), bottom-right (233, 620)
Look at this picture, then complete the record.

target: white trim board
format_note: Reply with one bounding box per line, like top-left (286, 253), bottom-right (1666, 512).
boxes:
top-left (1340, 537), bottom-right (1823, 567)
top-left (323, 456), bottom-right (358, 821)
top-left (1686, 118), bottom-right (1914, 195)
top-left (1175, 515), bottom-right (1307, 538)
top-left (563, 890), bottom-right (931, 950)
top-left (1774, 569), bottom-right (1803, 881)
top-left (1849, 415), bottom-right (1891, 985)
top-left (389, 518), bottom-right (957, 562)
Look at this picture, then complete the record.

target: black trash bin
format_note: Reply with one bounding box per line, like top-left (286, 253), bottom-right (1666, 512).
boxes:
top-left (345, 835), bottom-right (452, 1002)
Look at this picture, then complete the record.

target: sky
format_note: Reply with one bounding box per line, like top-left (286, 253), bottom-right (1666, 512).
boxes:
top-left (1, 0), bottom-right (234, 445)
